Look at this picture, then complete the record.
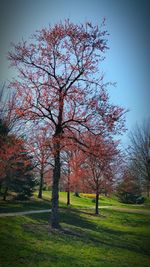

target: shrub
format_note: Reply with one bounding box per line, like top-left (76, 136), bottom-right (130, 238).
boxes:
top-left (42, 185), bottom-right (47, 191)
top-left (74, 192), bottom-right (80, 197)
top-left (14, 194), bottom-right (29, 201)
top-left (118, 192), bottom-right (145, 204)
top-left (13, 173), bottom-right (37, 200)
top-left (135, 195), bottom-right (145, 204)
top-left (43, 185), bottom-right (52, 191)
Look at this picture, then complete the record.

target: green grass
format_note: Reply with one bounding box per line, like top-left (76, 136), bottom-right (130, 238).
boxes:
top-left (0, 191), bottom-right (150, 266)
top-left (44, 191), bottom-right (150, 210)
top-left (0, 208), bottom-right (150, 267)
top-left (0, 191), bottom-right (150, 214)
top-left (0, 197), bottom-right (51, 213)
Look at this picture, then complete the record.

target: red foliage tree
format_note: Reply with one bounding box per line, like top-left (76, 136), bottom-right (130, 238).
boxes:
top-left (0, 132), bottom-right (30, 200)
top-left (9, 20), bottom-right (126, 228)
top-left (26, 126), bottom-right (53, 199)
top-left (61, 145), bottom-right (86, 205)
top-left (82, 133), bottom-right (120, 214)
top-left (117, 168), bottom-right (141, 195)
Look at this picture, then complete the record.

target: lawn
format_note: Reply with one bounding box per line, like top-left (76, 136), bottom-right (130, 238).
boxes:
top-left (0, 192), bottom-right (150, 267)
top-left (0, 191), bottom-right (150, 213)
top-left (43, 191), bottom-right (150, 210)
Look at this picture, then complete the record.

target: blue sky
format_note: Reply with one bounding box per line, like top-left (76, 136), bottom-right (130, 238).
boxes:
top-left (0, 0), bottom-right (149, 147)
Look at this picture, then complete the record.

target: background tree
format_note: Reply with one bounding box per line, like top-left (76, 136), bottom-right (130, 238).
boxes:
top-left (61, 145), bottom-right (86, 205)
top-left (9, 20), bottom-right (126, 228)
top-left (0, 84), bottom-right (20, 134)
top-left (10, 148), bottom-right (36, 200)
top-left (129, 119), bottom-right (150, 197)
top-left (27, 126), bottom-right (53, 199)
top-left (83, 134), bottom-right (120, 214)
top-left (0, 131), bottom-right (36, 200)
top-left (0, 86), bottom-right (18, 198)
top-left (116, 166), bottom-right (144, 204)
top-left (61, 150), bottom-right (72, 205)
top-left (0, 86), bottom-right (36, 200)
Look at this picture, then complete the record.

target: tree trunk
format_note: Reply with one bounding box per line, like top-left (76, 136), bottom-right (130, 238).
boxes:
top-left (67, 190), bottom-right (70, 206)
top-left (38, 168), bottom-right (44, 199)
top-left (51, 92), bottom-right (64, 228)
top-left (147, 181), bottom-right (150, 197)
top-left (3, 187), bottom-right (8, 201)
top-left (67, 173), bottom-right (70, 205)
top-left (95, 192), bottom-right (99, 215)
top-left (51, 142), bottom-right (61, 229)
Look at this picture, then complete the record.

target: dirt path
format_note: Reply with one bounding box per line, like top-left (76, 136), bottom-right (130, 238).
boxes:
top-left (0, 206), bottom-right (150, 217)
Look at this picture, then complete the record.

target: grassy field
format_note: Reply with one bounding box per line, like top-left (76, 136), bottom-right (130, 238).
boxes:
top-left (0, 191), bottom-right (150, 213)
top-left (0, 192), bottom-right (150, 267)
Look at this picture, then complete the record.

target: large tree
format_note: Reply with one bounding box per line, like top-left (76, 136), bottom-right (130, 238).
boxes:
top-left (9, 20), bottom-right (126, 228)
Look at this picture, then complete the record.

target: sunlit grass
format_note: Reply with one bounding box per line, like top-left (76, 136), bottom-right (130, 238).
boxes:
top-left (0, 207), bottom-right (150, 267)
top-left (0, 191), bottom-right (150, 214)
top-left (0, 191), bottom-right (150, 266)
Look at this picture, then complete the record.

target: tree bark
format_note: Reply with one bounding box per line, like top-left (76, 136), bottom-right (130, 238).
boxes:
top-left (147, 181), bottom-right (150, 197)
top-left (38, 168), bottom-right (44, 199)
top-left (51, 91), bottom-right (63, 228)
top-left (67, 172), bottom-right (70, 205)
top-left (95, 192), bottom-right (99, 215)
top-left (3, 186), bottom-right (8, 201)
top-left (51, 142), bottom-right (61, 228)
top-left (67, 190), bottom-right (70, 206)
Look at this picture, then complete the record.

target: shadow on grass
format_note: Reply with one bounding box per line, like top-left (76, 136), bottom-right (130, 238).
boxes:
top-left (0, 207), bottom-right (150, 267)
top-left (0, 198), bottom-right (51, 213)
top-left (0, 224), bottom-right (85, 267)
top-left (26, 207), bottom-right (150, 257)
